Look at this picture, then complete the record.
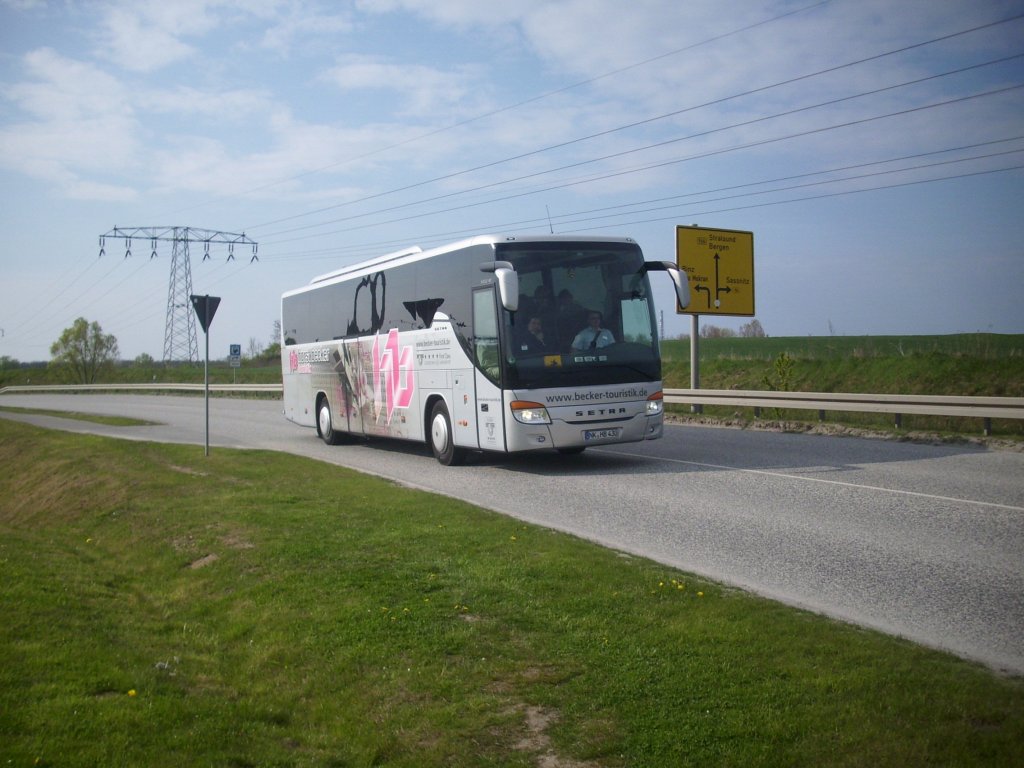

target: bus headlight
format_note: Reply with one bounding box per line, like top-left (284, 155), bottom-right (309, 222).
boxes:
top-left (511, 400), bottom-right (552, 425)
top-left (646, 391), bottom-right (664, 416)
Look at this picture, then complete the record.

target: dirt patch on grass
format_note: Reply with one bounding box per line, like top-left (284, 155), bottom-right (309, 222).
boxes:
top-left (221, 532), bottom-right (254, 549)
top-left (188, 553), bottom-right (219, 569)
top-left (167, 464), bottom-right (208, 477)
top-left (513, 705), bottom-right (600, 768)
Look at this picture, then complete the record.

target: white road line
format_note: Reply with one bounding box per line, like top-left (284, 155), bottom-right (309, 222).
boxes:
top-left (608, 448), bottom-right (1024, 512)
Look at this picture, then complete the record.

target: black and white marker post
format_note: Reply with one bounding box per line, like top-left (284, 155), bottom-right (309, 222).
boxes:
top-left (190, 294), bottom-right (221, 457)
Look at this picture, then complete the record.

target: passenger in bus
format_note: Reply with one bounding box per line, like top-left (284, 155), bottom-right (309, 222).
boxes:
top-left (556, 289), bottom-right (587, 349)
top-left (517, 316), bottom-right (549, 354)
top-left (556, 288), bottom-right (585, 317)
top-left (572, 311), bottom-right (616, 350)
top-left (530, 284), bottom-right (554, 313)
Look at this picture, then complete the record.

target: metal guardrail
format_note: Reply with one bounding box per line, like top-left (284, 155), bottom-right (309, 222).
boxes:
top-left (0, 383), bottom-right (282, 394)
top-left (2, 384), bottom-right (1021, 435)
top-left (663, 388), bottom-right (1024, 435)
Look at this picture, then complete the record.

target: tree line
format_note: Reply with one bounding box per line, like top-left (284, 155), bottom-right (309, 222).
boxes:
top-left (2, 317), bottom-right (768, 386)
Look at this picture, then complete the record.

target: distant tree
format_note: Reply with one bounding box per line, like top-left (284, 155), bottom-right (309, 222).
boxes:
top-left (263, 341), bottom-right (281, 362)
top-left (134, 352), bottom-right (155, 366)
top-left (49, 318), bottom-right (119, 383)
top-left (247, 337), bottom-right (263, 359)
top-left (0, 355), bottom-right (20, 386)
top-left (699, 324), bottom-right (736, 339)
top-left (739, 319), bottom-right (766, 338)
top-left (262, 319), bottom-right (282, 362)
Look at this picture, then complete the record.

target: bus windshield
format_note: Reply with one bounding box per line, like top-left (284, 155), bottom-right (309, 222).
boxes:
top-left (496, 241), bottom-right (660, 388)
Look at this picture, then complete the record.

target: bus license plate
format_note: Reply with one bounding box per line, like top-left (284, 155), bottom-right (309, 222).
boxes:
top-left (584, 428), bottom-right (621, 441)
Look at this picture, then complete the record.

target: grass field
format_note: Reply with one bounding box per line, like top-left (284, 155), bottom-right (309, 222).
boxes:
top-left (662, 333), bottom-right (1024, 363)
top-left (1, 418), bottom-right (1022, 767)
top-left (660, 334), bottom-right (1024, 437)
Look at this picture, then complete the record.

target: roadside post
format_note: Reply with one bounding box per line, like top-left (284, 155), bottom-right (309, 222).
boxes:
top-left (675, 226), bottom-right (755, 414)
top-left (190, 295), bottom-right (222, 456)
top-left (229, 343), bottom-right (241, 384)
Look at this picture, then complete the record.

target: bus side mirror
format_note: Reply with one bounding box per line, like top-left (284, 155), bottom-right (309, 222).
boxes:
top-left (644, 260), bottom-right (690, 311)
top-left (480, 261), bottom-right (519, 312)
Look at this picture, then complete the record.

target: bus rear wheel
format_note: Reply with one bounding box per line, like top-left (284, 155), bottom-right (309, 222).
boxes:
top-left (429, 400), bottom-right (466, 466)
top-left (318, 398), bottom-right (342, 445)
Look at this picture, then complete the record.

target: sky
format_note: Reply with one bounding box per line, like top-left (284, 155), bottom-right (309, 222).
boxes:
top-left (1, 0), bottom-right (1022, 363)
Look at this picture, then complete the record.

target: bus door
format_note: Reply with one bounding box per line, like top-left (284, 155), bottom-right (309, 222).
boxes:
top-left (340, 339), bottom-right (364, 436)
top-left (472, 287), bottom-right (505, 452)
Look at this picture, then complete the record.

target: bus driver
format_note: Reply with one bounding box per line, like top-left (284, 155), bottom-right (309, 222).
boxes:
top-left (572, 311), bottom-right (615, 350)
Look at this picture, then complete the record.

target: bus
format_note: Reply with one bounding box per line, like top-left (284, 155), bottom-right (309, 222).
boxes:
top-left (281, 234), bottom-right (689, 464)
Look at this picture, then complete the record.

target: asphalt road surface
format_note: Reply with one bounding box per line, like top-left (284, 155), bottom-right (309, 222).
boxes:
top-left (3, 393), bottom-right (1022, 675)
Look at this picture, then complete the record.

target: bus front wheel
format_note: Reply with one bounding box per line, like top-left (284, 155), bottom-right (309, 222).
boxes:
top-left (429, 401), bottom-right (466, 466)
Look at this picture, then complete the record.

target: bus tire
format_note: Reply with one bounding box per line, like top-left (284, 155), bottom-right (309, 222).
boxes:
top-left (429, 400), bottom-right (466, 466)
top-left (317, 397), bottom-right (342, 446)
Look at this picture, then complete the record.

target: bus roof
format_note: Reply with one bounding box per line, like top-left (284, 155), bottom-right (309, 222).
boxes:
top-left (286, 234), bottom-right (638, 297)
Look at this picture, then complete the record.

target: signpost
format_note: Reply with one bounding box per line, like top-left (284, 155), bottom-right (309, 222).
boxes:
top-left (190, 295), bottom-right (221, 456)
top-left (229, 343), bottom-right (241, 383)
top-left (676, 225), bottom-right (755, 412)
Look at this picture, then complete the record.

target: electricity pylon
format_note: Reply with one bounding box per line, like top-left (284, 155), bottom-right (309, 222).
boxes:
top-left (99, 226), bottom-right (258, 363)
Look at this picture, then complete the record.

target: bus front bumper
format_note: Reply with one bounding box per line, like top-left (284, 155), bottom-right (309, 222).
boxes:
top-left (505, 411), bottom-right (663, 452)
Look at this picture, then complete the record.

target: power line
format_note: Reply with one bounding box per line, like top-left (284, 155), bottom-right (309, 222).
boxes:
top-left (253, 140), bottom-right (1024, 267)
top-left (5, 258), bottom-right (122, 343)
top-left (552, 150), bottom-right (1024, 230)
top-left (168, 1), bottom-right (834, 218)
top-left (566, 164), bottom-right (1024, 234)
top-left (242, 12), bottom-right (1024, 235)
top-left (255, 82), bottom-right (1024, 246)
top-left (526, 137), bottom-right (1024, 222)
top-left (1, 255), bottom-right (102, 339)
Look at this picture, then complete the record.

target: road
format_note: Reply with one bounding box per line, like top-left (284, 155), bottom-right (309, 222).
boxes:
top-left (2, 393), bottom-right (1022, 675)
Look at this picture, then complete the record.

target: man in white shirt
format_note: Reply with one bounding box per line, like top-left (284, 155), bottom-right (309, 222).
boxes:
top-left (572, 311), bottom-right (615, 350)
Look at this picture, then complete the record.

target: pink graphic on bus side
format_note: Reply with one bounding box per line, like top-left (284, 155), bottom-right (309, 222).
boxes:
top-left (372, 329), bottom-right (415, 423)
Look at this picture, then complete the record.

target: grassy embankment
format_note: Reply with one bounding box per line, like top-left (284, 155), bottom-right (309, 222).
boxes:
top-left (1, 418), bottom-right (1021, 766)
top-left (661, 333), bottom-right (1024, 438)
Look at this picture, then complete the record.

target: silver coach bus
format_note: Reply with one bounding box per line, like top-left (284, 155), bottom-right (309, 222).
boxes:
top-left (281, 234), bottom-right (689, 464)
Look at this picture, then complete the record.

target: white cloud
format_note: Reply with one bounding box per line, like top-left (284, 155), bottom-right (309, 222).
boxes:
top-left (5, 47), bottom-right (129, 121)
top-left (355, 0), bottom-right (544, 29)
top-left (143, 105), bottom-right (423, 203)
top-left (322, 54), bottom-right (483, 117)
top-left (139, 84), bottom-right (271, 118)
top-left (0, 48), bottom-right (140, 191)
top-left (0, 0), bottom-right (46, 10)
top-left (94, 0), bottom-right (358, 70)
top-left (258, 6), bottom-right (354, 55)
top-left (94, 0), bottom-right (219, 73)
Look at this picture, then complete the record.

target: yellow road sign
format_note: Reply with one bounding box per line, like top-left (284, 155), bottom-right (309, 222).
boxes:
top-left (675, 226), bottom-right (754, 316)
